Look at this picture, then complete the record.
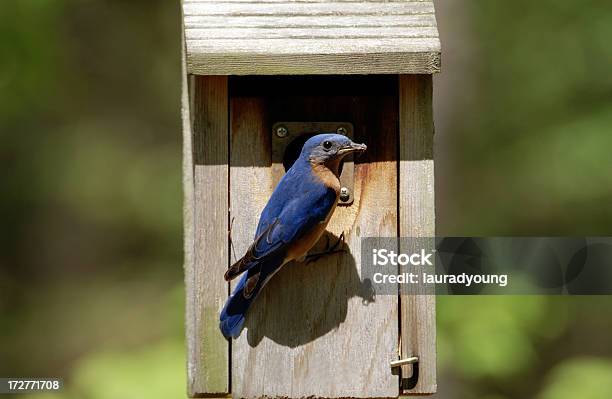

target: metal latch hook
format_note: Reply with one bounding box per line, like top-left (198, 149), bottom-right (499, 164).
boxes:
top-left (391, 356), bottom-right (419, 391)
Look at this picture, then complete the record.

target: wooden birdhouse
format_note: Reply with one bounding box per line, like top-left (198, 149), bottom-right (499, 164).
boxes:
top-left (181, 0), bottom-right (440, 398)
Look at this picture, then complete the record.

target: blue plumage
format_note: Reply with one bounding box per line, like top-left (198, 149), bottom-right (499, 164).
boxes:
top-left (219, 133), bottom-right (366, 339)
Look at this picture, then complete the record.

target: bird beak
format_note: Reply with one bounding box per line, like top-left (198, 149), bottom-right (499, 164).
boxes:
top-left (338, 142), bottom-right (367, 155)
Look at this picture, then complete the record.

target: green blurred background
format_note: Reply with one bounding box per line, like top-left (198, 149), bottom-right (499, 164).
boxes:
top-left (1, 1), bottom-right (612, 398)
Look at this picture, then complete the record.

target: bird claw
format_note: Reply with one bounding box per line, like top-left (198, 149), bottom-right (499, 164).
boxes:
top-left (305, 232), bottom-right (346, 263)
top-left (229, 216), bottom-right (238, 263)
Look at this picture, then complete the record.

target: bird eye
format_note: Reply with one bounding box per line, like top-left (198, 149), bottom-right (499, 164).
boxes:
top-left (323, 141), bottom-right (332, 150)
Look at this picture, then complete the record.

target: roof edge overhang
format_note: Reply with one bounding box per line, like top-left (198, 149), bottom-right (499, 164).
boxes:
top-left (182, 0), bottom-right (442, 75)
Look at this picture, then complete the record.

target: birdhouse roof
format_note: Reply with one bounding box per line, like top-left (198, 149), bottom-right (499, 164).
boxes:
top-left (182, 0), bottom-right (441, 75)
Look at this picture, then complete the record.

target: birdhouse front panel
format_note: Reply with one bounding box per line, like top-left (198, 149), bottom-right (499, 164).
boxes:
top-left (181, 1), bottom-right (440, 398)
top-left (228, 76), bottom-right (399, 399)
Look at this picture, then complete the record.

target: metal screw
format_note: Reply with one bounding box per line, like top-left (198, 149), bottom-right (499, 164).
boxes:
top-left (339, 187), bottom-right (350, 202)
top-left (275, 126), bottom-right (288, 138)
top-left (336, 126), bottom-right (347, 135)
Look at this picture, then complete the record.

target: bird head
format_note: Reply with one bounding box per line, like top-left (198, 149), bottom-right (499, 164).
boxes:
top-left (300, 134), bottom-right (367, 171)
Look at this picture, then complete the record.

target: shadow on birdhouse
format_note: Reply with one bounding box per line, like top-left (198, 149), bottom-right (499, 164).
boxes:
top-left (244, 230), bottom-right (375, 348)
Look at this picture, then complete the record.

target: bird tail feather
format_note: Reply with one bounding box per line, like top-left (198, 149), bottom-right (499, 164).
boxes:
top-left (219, 273), bottom-right (251, 339)
top-left (219, 256), bottom-right (284, 339)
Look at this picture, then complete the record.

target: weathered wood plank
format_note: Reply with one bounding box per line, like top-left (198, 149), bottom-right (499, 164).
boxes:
top-left (188, 38), bottom-right (440, 54)
top-left (398, 74), bottom-right (436, 395)
top-left (184, 0), bottom-right (431, 3)
top-left (184, 14), bottom-right (437, 28)
top-left (182, 37), bottom-right (198, 399)
top-left (229, 76), bottom-right (399, 398)
top-left (181, 0), bottom-right (440, 75)
top-left (188, 52), bottom-right (440, 76)
top-left (183, 1), bottom-right (434, 16)
top-left (186, 27), bottom-right (439, 40)
top-left (185, 74), bottom-right (230, 397)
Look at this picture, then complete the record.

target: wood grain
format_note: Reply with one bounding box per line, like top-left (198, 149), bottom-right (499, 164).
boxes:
top-left (184, 14), bottom-right (436, 28)
top-left (184, 0), bottom-right (432, 3)
top-left (398, 74), bottom-right (436, 395)
top-left (182, 37), bottom-right (198, 398)
top-left (187, 27), bottom-right (439, 40)
top-left (183, 2), bottom-right (434, 16)
top-left (189, 52), bottom-right (440, 76)
top-left (185, 73), bottom-right (230, 397)
top-left (229, 77), bottom-right (399, 398)
top-left (182, 0), bottom-right (441, 75)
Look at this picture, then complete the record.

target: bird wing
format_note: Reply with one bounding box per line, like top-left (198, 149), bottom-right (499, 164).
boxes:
top-left (224, 184), bottom-right (336, 282)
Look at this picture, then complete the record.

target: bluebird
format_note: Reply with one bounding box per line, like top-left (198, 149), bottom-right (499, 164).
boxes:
top-left (219, 133), bottom-right (367, 339)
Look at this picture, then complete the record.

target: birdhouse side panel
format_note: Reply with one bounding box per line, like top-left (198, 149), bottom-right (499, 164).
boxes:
top-left (184, 74), bottom-right (230, 397)
top-left (399, 74), bottom-right (436, 395)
